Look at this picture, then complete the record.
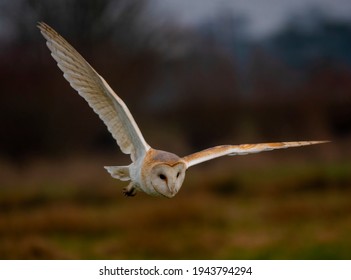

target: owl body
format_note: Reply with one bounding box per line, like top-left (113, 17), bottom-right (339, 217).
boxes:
top-left (107, 149), bottom-right (186, 197)
top-left (38, 22), bottom-right (327, 198)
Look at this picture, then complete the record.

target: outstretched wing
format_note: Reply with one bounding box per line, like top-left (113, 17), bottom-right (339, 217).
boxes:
top-left (182, 141), bottom-right (328, 168)
top-left (38, 22), bottom-right (150, 161)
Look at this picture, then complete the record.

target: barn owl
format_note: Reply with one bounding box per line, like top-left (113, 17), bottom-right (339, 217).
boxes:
top-left (38, 22), bottom-right (327, 198)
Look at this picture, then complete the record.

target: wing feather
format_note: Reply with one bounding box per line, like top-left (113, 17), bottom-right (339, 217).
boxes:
top-left (38, 22), bottom-right (150, 161)
top-left (182, 141), bottom-right (328, 168)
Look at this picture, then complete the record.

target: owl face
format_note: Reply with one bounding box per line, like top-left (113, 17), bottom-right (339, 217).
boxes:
top-left (149, 162), bottom-right (186, 198)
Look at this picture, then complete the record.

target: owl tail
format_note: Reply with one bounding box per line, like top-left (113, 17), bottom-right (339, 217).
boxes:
top-left (104, 166), bottom-right (130, 181)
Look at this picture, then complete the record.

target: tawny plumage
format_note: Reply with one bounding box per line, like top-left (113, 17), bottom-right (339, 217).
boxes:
top-left (38, 22), bottom-right (328, 198)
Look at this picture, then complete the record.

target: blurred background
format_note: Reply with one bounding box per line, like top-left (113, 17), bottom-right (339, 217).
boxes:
top-left (1, 0), bottom-right (351, 259)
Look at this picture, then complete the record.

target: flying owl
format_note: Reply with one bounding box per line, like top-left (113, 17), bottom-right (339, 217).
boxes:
top-left (38, 22), bottom-right (327, 198)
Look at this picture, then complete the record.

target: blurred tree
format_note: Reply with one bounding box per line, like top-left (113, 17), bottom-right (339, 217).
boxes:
top-left (269, 10), bottom-right (351, 70)
top-left (1, 2), bottom-right (351, 161)
top-left (0, 0), bottom-right (159, 161)
top-left (0, 0), bottom-right (147, 50)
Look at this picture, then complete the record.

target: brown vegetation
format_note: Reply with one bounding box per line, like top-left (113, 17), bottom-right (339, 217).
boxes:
top-left (1, 154), bottom-right (350, 259)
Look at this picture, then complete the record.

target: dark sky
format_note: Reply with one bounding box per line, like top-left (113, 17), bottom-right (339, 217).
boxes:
top-left (1, 0), bottom-right (350, 42)
top-left (151, 0), bottom-right (351, 37)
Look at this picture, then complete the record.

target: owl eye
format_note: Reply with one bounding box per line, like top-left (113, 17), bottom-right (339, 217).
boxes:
top-left (176, 172), bottom-right (180, 178)
top-left (159, 174), bottom-right (166, 180)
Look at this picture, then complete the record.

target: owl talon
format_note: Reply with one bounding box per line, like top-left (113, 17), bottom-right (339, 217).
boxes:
top-left (123, 184), bottom-right (137, 197)
top-left (123, 188), bottom-right (136, 196)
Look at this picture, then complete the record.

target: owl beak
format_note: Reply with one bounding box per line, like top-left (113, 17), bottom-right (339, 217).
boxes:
top-left (167, 183), bottom-right (177, 197)
top-left (168, 189), bottom-right (176, 197)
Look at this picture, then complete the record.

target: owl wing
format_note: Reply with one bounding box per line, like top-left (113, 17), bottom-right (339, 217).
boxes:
top-left (182, 141), bottom-right (328, 168)
top-left (38, 22), bottom-right (150, 162)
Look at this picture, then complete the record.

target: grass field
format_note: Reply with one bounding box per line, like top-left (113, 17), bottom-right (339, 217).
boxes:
top-left (1, 155), bottom-right (351, 259)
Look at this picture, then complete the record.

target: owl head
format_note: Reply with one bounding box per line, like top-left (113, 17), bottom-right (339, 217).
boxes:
top-left (143, 150), bottom-right (186, 198)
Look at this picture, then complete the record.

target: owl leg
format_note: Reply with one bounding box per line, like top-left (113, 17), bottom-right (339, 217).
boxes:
top-left (123, 182), bottom-right (137, 197)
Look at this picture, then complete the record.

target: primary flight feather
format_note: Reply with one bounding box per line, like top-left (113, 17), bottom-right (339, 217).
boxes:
top-left (38, 22), bottom-right (327, 198)
top-left (38, 22), bottom-right (149, 162)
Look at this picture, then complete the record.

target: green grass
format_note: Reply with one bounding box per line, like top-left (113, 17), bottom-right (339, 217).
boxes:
top-left (0, 160), bottom-right (351, 259)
